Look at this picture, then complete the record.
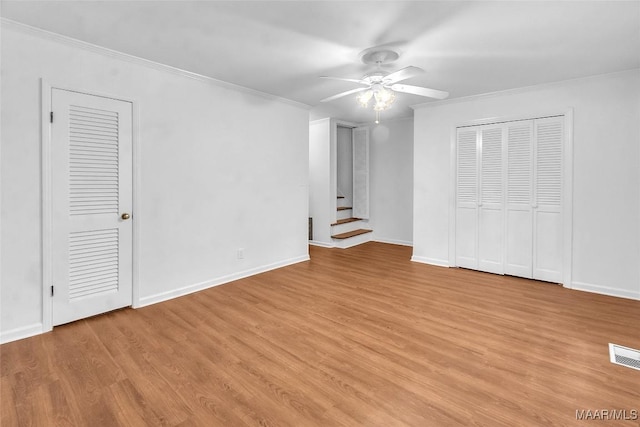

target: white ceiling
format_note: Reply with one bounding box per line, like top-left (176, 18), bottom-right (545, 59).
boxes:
top-left (2, 1), bottom-right (639, 123)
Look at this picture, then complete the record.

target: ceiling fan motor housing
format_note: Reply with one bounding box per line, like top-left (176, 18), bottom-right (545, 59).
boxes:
top-left (359, 47), bottom-right (401, 65)
top-left (362, 71), bottom-right (389, 85)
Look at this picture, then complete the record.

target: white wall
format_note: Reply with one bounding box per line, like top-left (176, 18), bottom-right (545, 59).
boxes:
top-left (413, 70), bottom-right (640, 300)
top-left (368, 117), bottom-right (414, 246)
top-left (336, 126), bottom-right (353, 205)
top-left (0, 22), bottom-right (310, 342)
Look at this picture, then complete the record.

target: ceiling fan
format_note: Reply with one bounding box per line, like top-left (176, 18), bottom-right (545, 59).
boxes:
top-left (320, 47), bottom-right (449, 122)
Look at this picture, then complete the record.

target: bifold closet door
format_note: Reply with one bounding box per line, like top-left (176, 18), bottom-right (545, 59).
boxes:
top-left (504, 116), bottom-right (563, 282)
top-left (477, 126), bottom-right (505, 274)
top-left (456, 116), bottom-right (564, 283)
top-left (505, 121), bottom-right (534, 278)
top-left (455, 128), bottom-right (478, 269)
top-left (533, 117), bottom-right (563, 282)
top-left (456, 125), bottom-right (506, 273)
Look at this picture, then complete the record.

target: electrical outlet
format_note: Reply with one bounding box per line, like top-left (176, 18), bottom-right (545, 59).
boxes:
top-left (237, 248), bottom-right (244, 259)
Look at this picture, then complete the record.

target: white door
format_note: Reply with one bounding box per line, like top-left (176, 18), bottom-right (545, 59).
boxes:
top-left (478, 125), bottom-right (505, 274)
top-left (352, 126), bottom-right (369, 219)
top-left (455, 128), bottom-right (478, 269)
top-left (533, 117), bottom-right (563, 282)
top-left (505, 121), bottom-right (534, 278)
top-left (51, 89), bottom-right (133, 326)
top-left (455, 116), bottom-right (564, 283)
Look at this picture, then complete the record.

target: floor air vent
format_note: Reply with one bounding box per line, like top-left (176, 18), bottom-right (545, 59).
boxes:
top-left (609, 343), bottom-right (640, 371)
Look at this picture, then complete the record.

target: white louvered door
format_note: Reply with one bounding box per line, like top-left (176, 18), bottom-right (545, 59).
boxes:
top-left (455, 116), bottom-right (563, 284)
top-left (478, 125), bottom-right (505, 274)
top-left (505, 121), bottom-right (534, 278)
top-left (51, 89), bottom-right (133, 326)
top-left (533, 117), bottom-right (563, 282)
top-left (455, 128), bottom-right (479, 269)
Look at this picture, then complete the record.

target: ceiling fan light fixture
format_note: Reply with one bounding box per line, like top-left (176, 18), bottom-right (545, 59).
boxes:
top-left (321, 48), bottom-right (445, 123)
top-left (356, 89), bottom-right (373, 107)
top-left (356, 84), bottom-right (395, 123)
top-left (374, 87), bottom-right (394, 103)
top-left (372, 86), bottom-right (395, 111)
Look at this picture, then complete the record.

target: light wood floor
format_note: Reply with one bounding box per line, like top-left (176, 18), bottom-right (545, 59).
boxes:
top-left (2, 242), bottom-right (639, 426)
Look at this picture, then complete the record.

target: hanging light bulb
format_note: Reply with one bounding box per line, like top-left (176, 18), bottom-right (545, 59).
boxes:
top-left (356, 89), bottom-right (373, 107)
top-left (373, 86), bottom-right (395, 111)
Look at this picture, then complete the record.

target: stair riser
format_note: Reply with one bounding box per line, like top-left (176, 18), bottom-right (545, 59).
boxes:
top-left (333, 231), bottom-right (372, 249)
top-left (336, 209), bottom-right (353, 220)
top-left (337, 197), bottom-right (351, 208)
top-left (331, 220), bottom-right (365, 235)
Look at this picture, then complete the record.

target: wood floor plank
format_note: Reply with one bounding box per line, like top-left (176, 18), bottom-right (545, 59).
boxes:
top-left (0, 375), bottom-right (19, 426)
top-left (47, 379), bottom-right (85, 427)
top-left (2, 242), bottom-right (639, 426)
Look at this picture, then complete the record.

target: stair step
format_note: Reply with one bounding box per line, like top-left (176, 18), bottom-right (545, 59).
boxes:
top-left (331, 217), bottom-right (362, 226)
top-left (337, 206), bottom-right (352, 211)
top-left (332, 229), bottom-right (373, 240)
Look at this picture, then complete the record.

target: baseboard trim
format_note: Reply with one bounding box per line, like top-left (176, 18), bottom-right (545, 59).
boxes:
top-left (0, 323), bottom-right (44, 345)
top-left (137, 255), bottom-right (310, 308)
top-left (571, 281), bottom-right (640, 301)
top-left (308, 240), bottom-right (334, 248)
top-left (411, 256), bottom-right (450, 268)
top-left (373, 238), bottom-right (413, 247)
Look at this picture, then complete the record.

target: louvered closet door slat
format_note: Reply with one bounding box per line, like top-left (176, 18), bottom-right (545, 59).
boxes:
top-left (69, 105), bottom-right (120, 217)
top-left (457, 129), bottom-right (477, 205)
top-left (481, 127), bottom-right (503, 205)
top-left (536, 120), bottom-right (563, 206)
top-left (508, 124), bottom-right (532, 205)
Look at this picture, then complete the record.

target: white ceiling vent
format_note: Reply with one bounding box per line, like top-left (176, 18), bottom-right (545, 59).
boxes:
top-left (609, 343), bottom-right (640, 371)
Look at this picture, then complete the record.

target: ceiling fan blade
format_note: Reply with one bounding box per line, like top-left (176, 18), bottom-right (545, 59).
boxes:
top-left (320, 76), bottom-right (366, 85)
top-left (391, 84), bottom-right (449, 100)
top-left (321, 87), bottom-right (369, 103)
top-left (384, 66), bottom-right (424, 84)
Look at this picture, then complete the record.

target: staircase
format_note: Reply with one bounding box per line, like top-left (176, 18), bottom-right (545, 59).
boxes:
top-left (331, 196), bottom-right (372, 248)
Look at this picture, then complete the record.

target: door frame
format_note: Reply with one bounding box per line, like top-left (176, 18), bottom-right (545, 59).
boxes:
top-left (40, 79), bottom-right (141, 332)
top-left (448, 108), bottom-right (574, 288)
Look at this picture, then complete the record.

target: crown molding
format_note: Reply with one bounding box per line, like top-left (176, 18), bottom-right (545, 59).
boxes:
top-left (411, 68), bottom-right (640, 110)
top-left (1, 18), bottom-right (311, 111)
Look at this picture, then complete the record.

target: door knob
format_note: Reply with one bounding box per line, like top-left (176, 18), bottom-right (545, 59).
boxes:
top-left (121, 213), bottom-right (131, 220)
